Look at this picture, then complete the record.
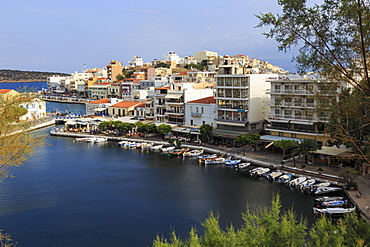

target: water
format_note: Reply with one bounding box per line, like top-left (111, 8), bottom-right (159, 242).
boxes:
top-left (0, 81), bottom-right (47, 92)
top-left (0, 126), bottom-right (315, 247)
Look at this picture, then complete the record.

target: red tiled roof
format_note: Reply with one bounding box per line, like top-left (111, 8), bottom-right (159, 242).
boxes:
top-left (111, 101), bottom-right (141, 108)
top-left (178, 72), bottom-right (188, 75)
top-left (187, 96), bottom-right (216, 104)
top-left (0, 89), bottom-right (13, 94)
top-left (135, 101), bottom-right (146, 108)
top-left (88, 98), bottom-right (111, 104)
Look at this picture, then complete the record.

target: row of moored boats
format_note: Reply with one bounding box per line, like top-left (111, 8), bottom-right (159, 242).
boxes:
top-left (242, 166), bottom-right (355, 217)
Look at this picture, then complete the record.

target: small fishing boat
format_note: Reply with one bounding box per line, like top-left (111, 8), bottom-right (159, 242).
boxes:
top-left (314, 182), bottom-right (331, 188)
top-left (161, 146), bottom-right (175, 152)
top-left (314, 196), bottom-right (344, 203)
top-left (205, 157), bottom-right (226, 165)
top-left (267, 171), bottom-right (283, 180)
top-left (299, 179), bottom-right (316, 190)
top-left (149, 145), bottom-right (163, 151)
top-left (76, 137), bottom-right (95, 143)
top-left (183, 149), bottom-right (203, 157)
top-left (321, 199), bottom-right (348, 208)
top-left (224, 159), bottom-right (241, 166)
top-left (313, 207), bottom-right (355, 216)
top-left (168, 149), bottom-right (185, 156)
top-left (94, 137), bottom-right (107, 143)
top-left (288, 176), bottom-right (307, 187)
top-left (249, 167), bottom-right (270, 177)
top-left (235, 163), bottom-right (251, 170)
top-left (198, 154), bottom-right (217, 159)
top-left (313, 186), bottom-right (342, 195)
top-left (278, 174), bottom-right (293, 184)
top-left (117, 140), bottom-right (128, 146)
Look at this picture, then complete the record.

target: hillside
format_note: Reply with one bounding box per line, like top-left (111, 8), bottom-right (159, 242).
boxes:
top-left (0, 69), bottom-right (70, 83)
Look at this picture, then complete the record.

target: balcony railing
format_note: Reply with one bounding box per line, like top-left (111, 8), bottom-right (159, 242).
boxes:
top-left (191, 112), bottom-right (202, 117)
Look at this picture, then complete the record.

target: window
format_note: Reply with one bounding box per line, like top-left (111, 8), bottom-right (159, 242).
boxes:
top-left (201, 107), bottom-right (204, 114)
top-left (196, 107), bottom-right (198, 113)
top-left (190, 106), bottom-right (193, 112)
top-left (191, 120), bottom-right (194, 125)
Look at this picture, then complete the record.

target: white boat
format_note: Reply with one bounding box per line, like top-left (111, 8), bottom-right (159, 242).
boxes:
top-left (314, 182), bottom-right (331, 188)
top-left (278, 174), bottom-right (293, 183)
top-left (161, 146), bottom-right (175, 152)
top-left (183, 149), bottom-right (203, 157)
top-left (267, 171), bottom-right (283, 180)
top-left (94, 137), bottom-right (107, 143)
top-left (198, 154), bottom-right (217, 159)
top-left (205, 157), bottom-right (226, 165)
top-left (249, 167), bottom-right (270, 177)
top-left (299, 179), bottom-right (316, 190)
top-left (224, 159), bottom-right (241, 166)
top-left (321, 199), bottom-right (348, 207)
top-left (314, 196), bottom-right (344, 203)
top-left (235, 163), bottom-right (251, 170)
top-left (141, 143), bottom-right (153, 150)
top-left (150, 145), bottom-right (163, 151)
top-left (75, 137), bottom-right (95, 142)
top-left (289, 176), bottom-right (307, 187)
top-left (117, 140), bottom-right (128, 146)
top-left (313, 186), bottom-right (342, 195)
top-left (313, 207), bottom-right (355, 215)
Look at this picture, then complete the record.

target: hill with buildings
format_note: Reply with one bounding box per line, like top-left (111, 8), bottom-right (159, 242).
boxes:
top-left (0, 69), bottom-right (69, 83)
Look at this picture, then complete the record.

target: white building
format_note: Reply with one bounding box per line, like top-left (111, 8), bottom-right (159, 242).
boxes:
top-left (128, 56), bottom-right (144, 67)
top-left (20, 98), bottom-right (46, 121)
top-left (185, 96), bottom-right (216, 127)
top-left (85, 98), bottom-right (121, 116)
top-left (163, 51), bottom-right (181, 64)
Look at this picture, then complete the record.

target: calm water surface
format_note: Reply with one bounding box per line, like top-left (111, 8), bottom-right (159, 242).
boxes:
top-left (0, 83), bottom-right (315, 246)
top-left (0, 127), bottom-right (315, 247)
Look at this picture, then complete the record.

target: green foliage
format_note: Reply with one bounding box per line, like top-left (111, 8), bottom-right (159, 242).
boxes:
top-left (296, 139), bottom-right (320, 164)
top-left (273, 139), bottom-right (299, 157)
top-left (309, 216), bottom-right (345, 247)
top-left (199, 124), bottom-right (213, 143)
top-left (135, 122), bottom-right (156, 133)
top-left (340, 167), bottom-right (360, 183)
top-left (157, 124), bottom-right (172, 137)
top-left (184, 63), bottom-right (207, 71)
top-left (154, 62), bottom-right (170, 68)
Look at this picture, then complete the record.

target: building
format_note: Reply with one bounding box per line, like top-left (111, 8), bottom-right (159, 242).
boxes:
top-left (88, 83), bottom-right (119, 99)
top-left (185, 96), bottom-right (216, 127)
top-left (128, 56), bottom-right (144, 67)
top-left (0, 89), bottom-right (19, 99)
top-left (265, 74), bottom-right (337, 145)
top-left (106, 60), bottom-right (123, 81)
top-left (85, 98), bottom-right (121, 116)
top-left (108, 101), bottom-right (143, 117)
top-left (19, 98), bottom-right (46, 121)
top-left (215, 61), bottom-right (277, 132)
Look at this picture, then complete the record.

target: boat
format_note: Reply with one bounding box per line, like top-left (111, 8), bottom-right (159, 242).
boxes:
top-left (313, 186), bottom-right (342, 195)
top-left (278, 174), bottom-right (293, 184)
top-left (249, 167), bottom-right (270, 177)
top-left (141, 143), bottom-right (153, 150)
top-left (198, 154), bottom-right (217, 160)
top-left (75, 137), bottom-right (95, 142)
top-left (299, 179), bottom-right (316, 190)
top-left (161, 146), bottom-right (175, 152)
top-left (224, 159), bottom-right (241, 166)
top-left (94, 137), bottom-right (107, 143)
top-left (168, 149), bottom-right (185, 156)
top-left (288, 176), bottom-right (307, 187)
top-left (235, 163), bottom-right (251, 170)
top-left (267, 171), bottom-right (283, 180)
top-left (314, 182), bottom-right (331, 188)
top-left (314, 196), bottom-right (344, 203)
top-left (205, 157), bottom-right (226, 165)
top-left (183, 149), bottom-right (203, 157)
top-left (117, 140), bottom-right (128, 146)
top-left (320, 199), bottom-right (348, 208)
top-left (313, 207), bottom-right (355, 216)
top-left (149, 145), bottom-right (163, 151)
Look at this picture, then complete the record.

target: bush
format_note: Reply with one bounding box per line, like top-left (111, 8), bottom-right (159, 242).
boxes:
top-left (318, 168), bottom-right (323, 172)
top-left (301, 164), bottom-right (306, 169)
top-left (346, 181), bottom-right (358, 190)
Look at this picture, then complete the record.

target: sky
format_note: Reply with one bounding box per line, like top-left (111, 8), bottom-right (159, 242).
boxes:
top-left (0, 0), bottom-right (299, 74)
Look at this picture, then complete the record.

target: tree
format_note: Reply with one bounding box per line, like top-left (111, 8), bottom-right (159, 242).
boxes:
top-left (154, 62), bottom-right (170, 68)
top-left (199, 124), bottom-right (213, 143)
top-left (273, 139), bottom-right (299, 158)
top-left (256, 0), bottom-right (370, 164)
top-left (296, 139), bottom-right (320, 164)
top-left (0, 92), bottom-right (44, 180)
top-left (156, 124), bottom-right (172, 140)
top-left (235, 133), bottom-right (261, 156)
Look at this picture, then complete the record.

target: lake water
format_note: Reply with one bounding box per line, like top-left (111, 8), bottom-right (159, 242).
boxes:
top-left (0, 83), bottom-right (315, 246)
top-left (0, 125), bottom-right (315, 247)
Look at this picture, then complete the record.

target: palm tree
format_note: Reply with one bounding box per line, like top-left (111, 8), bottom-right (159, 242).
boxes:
top-left (296, 139), bottom-right (320, 164)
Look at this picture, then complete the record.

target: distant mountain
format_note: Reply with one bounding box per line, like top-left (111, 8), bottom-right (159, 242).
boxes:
top-left (0, 69), bottom-right (70, 83)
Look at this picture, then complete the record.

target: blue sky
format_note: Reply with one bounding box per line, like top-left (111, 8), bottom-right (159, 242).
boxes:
top-left (0, 0), bottom-right (298, 73)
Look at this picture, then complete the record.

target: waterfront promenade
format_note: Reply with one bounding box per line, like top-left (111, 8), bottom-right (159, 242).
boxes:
top-left (47, 127), bottom-right (370, 223)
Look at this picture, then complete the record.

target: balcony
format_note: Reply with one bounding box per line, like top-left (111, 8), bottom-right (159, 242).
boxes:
top-left (191, 112), bottom-right (202, 117)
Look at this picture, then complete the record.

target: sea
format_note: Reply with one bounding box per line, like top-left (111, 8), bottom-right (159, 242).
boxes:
top-left (0, 82), bottom-right (315, 246)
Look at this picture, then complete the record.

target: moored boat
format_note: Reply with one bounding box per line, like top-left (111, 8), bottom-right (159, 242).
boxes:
top-left (235, 162), bottom-right (251, 170)
top-left (183, 149), bottom-right (203, 157)
top-left (205, 157), bottom-right (226, 165)
top-left (149, 145), bottom-right (163, 151)
top-left (320, 199), bottom-right (348, 208)
top-left (278, 174), bottom-right (293, 184)
top-left (313, 186), bottom-right (342, 195)
top-left (267, 171), bottom-right (283, 180)
top-left (313, 207), bottom-right (355, 216)
top-left (161, 146), bottom-right (175, 152)
top-left (249, 167), bottom-right (270, 177)
top-left (224, 159), bottom-right (241, 166)
top-left (288, 176), bottom-right (307, 187)
top-left (94, 137), bottom-right (107, 143)
top-left (299, 179), bottom-right (316, 190)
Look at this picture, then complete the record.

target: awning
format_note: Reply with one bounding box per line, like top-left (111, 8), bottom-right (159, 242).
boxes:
top-left (216, 121), bottom-right (246, 127)
top-left (165, 94), bottom-right (183, 99)
top-left (265, 141), bottom-right (274, 148)
top-left (93, 107), bottom-right (107, 112)
top-left (311, 146), bottom-right (353, 156)
top-left (260, 135), bottom-right (302, 142)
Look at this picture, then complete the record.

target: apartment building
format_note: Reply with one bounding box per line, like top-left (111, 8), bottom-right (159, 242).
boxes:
top-left (106, 60), bottom-right (123, 81)
top-left (185, 96), bottom-right (216, 127)
top-left (88, 83), bottom-right (120, 99)
top-left (214, 56), bottom-right (277, 133)
top-left (265, 74), bottom-right (338, 145)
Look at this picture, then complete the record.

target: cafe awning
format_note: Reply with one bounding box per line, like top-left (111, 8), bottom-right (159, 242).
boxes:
top-left (93, 107), bottom-right (107, 112)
